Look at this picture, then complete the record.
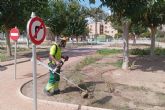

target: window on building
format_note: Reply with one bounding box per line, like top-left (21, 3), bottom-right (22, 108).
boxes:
top-left (105, 30), bottom-right (109, 33)
top-left (100, 24), bottom-right (104, 34)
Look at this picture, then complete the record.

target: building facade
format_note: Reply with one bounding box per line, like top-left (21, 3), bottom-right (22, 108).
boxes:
top-left (87, 21), bottom-right (118, 38)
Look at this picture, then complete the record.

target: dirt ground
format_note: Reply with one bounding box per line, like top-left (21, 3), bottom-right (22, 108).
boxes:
top-left (21, 45), bottom-right (165, 110)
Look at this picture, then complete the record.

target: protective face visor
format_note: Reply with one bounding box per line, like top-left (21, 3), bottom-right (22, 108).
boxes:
top-left (59, 37), bottom-right (67, 48)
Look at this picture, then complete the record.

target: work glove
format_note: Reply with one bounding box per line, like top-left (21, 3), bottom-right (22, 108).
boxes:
top-left (64, 56), bottom-right (69, 61)
top-left (56, 61), bottom-right (63, 67)
top-left (59, 60), bottom-right (64, 66)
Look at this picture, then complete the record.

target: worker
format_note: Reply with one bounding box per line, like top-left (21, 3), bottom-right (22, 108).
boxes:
top-left (44, 37), bottom-right (69, 96)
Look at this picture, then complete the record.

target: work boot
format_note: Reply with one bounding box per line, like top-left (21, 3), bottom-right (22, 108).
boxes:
top-left (54, 89), bottom-right (60, 94)
top-left (44, 89), bottom-right (54, 96)
top-left (44, 89), bottom-right (60, 96)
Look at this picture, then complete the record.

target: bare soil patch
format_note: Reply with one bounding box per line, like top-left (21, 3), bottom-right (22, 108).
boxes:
top-left (21, 48), bottom-right (165, 110)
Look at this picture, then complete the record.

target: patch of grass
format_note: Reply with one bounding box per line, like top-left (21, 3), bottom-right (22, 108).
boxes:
top-left (97, 49), bottom-right (121, 56)
top-left (0, 47), bottom-right (31, 62)
top-left (95, 62), bottom-right (110, 67)
top-left (0, 54), bottom-right (9, 62)
top-left (75, 55), bottom-right (101, 71)
top-left (110, 60), bottom-right (123, 68)
top-left (12, 47), bottom-right (30, 52)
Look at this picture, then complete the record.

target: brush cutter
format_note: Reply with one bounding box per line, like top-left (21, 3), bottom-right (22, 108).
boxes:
top-left (37, 57), bottom-right (89, 98)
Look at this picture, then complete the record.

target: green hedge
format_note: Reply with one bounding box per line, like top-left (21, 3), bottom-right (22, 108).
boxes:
top-left (130, 48), bottom-right (165, 56)
top-left (130, 48), bottom-right (150, 56)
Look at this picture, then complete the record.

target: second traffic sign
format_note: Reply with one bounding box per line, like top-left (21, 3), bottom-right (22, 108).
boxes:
top-left (10, 27), bottom-right (20, 41)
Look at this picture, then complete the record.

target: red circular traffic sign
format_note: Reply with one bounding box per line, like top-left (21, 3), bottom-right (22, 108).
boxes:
top-left (10, 27), bottom-right (20, 41)
top-left (27, 16), bottom-right (46, 45)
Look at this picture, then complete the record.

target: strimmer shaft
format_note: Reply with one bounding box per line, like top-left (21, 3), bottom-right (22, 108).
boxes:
top-left (37, 60), bottom-right (86, 92)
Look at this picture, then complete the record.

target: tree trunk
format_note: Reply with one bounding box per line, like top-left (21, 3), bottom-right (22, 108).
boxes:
top-left (25, 32), bottom-right (30, 49)
top-left (133, 33), bottom-right (137, 45)
top-left (27, 37), bottom-right (30, 49)
top-left (122, 21), bottom-right (130, 70)
top-left (76, 36), bottom-right (78, 44)
top-left (5, 27), bottom-right (12, 56)
top-left (150, 26), bottom-right (157, 56)
top-left (71, 37), bottom-right (74, 45)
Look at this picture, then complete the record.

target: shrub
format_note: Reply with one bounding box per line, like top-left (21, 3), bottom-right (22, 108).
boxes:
top-left (130, 48), bottom-right (150, 56)
top-left (155, 48), bottom-right (165, 55)
top-left (130, 48), bottom-right (165, 56)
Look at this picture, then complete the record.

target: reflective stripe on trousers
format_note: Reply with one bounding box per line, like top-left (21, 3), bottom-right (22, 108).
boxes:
top-left (45, 81), bottom-right (59, 92)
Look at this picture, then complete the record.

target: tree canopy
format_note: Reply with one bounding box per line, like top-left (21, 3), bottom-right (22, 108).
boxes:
top-left (0, 0), bottom-right (49, 31)
top-left (64, 1), bottom-right (88, 37)
top-left (47, 0), bottom-right (88, 38)
top-left (0, 0), bottom-right (49, 56)
top-left (47, 0), bottom-right (68, 36)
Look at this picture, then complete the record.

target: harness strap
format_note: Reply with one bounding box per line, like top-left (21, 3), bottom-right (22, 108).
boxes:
top-left (49, 44), bottom-right (58, 62)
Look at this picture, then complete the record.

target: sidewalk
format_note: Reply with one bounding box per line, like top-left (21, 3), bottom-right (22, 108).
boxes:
top-left (0, 56), bottom-right (111, 110)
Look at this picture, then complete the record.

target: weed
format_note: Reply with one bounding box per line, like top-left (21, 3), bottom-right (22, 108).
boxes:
top-left (105, 81), bottom-right (115, 93)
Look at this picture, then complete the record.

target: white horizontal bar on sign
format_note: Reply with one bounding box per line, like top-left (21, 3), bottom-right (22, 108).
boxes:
top-left (11, 33), bottom-right (18, 36)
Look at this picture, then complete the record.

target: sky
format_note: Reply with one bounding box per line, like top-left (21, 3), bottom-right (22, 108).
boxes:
top-left (79, 0), bottom-right (111, 14)
top-left (79, 0), bottom-right (111, 23)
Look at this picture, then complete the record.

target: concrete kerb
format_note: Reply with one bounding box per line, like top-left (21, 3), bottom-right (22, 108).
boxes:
top-left (19, 74), bottom-right (112, 110)
top-left (18, 73), bottom-right (47, 100)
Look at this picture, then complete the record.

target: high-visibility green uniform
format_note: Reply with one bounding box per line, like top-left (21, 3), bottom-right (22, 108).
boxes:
top-left (45, 43), bottom-right (61, 94)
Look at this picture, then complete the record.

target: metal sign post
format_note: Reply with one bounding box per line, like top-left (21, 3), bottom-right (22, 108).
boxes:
top-left (27, 12), bottom-right (46, 110)
top-left (9, 27), bottom-right (20, 80)
top-left (14, 41), bottom-right (17, 80)
top-left (32, 44), bottom-right (37, 110)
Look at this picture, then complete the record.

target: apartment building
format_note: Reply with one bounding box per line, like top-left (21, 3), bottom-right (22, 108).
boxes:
top-left (88, 21), bottom-right (117, 37)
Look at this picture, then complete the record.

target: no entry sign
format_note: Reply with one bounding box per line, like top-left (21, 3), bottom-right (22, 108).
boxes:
top-left (27, 16), bottom-right (46, 45)
top-left (10, 27), bottom-right (20, 41)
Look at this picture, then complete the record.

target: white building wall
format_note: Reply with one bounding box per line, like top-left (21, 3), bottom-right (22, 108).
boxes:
top-left (88, 21), bottom-right (117, 37)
